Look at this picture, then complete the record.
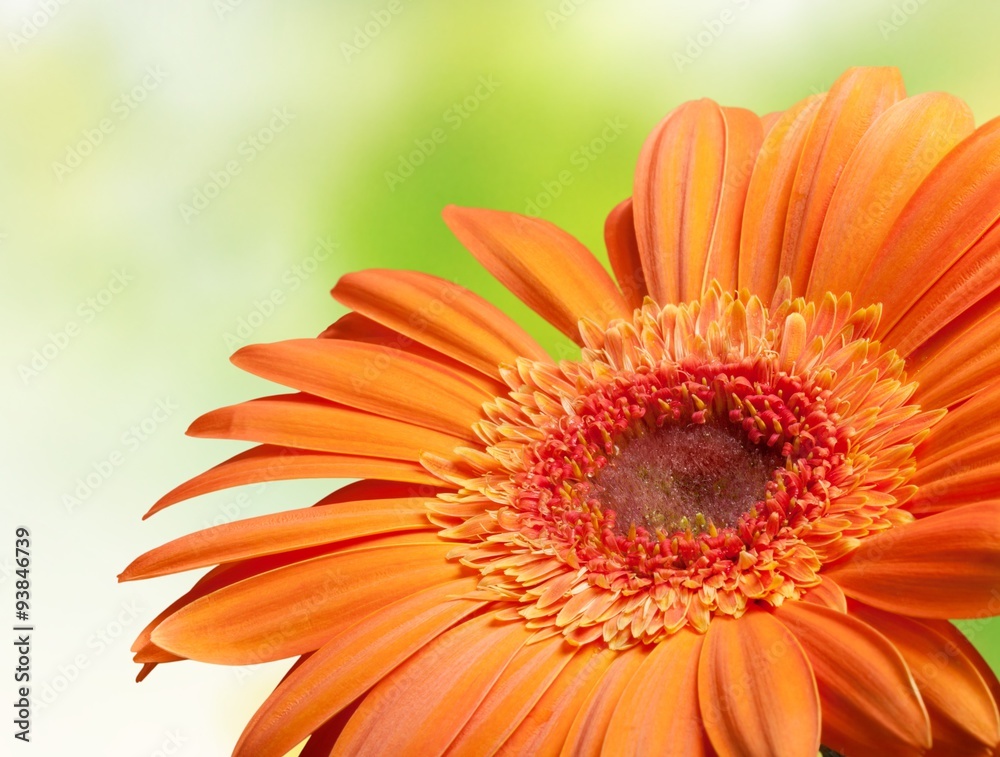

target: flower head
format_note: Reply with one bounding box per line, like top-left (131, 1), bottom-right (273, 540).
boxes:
top-left (124, 67), bottom-right (1000, 756)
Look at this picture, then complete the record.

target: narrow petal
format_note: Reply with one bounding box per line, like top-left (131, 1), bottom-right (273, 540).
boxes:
top-left (332, 613), bottom-right (528, 757)
top-left (825, 503), bottom-right (1000, 617)
top-left (496, 646), bottom-right (617, 755)
top-left (604, 198), bottom-right (646, 308)
top-left (739, 94), bottom-right (824, 302)
top-left (633, 100), bottom-right (761, 303)
top-left (232, 339), bottom-right (491, 436)
top-left (921, 620), bottom-right (1000, 717)
top-left (774, 601), bottom-right (930, 755)
top-left (318, 312), bottom-right (507, 396)
top-left (561, 645), bottom-right (649, 757)
top-left (332, 269), bottom-right (551, 377)
top-left (800, 575), bottom-right (848, 613)
top-left (442, 205), bottom-right (631, 341)
top-left (151, 540), bottom-right (462, 664)
top-left (121, 496), bottom-right (434, 580)
top-left (807, 92), bottom-right (974, 299)
top-left (234, 577), bottom-right (483, 757)
top-left (130, 545), bottom-right (362, 661)
top-left (887, 220), bottom-right (1000, 358)
top-left (780, 67), bottom-right (906, 295)
top-left (857, 116), bottom-right (1000, 332)
top-left (446, 635), bottom-right (576, 756)
top-left (296, 701), bottom-right (359, 757)
top-left (915, 381), bottom-right (1000, 463)
top-left (853, 605), bottom-right (1000, 754)
top-left (698, 612), bottom-right (820, 757)
top-left (188, 393), bottom-right (469, 459)
top-left (908, 292), bottom-right (1000, 408)
top-left (602, 631), bottom-right (708, 757)
top-left (145, 446), bottom-right (443, 518)
top-left (702, 107), bottom-right (764, 294)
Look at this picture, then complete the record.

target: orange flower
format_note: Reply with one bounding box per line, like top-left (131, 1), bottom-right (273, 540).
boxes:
top-left (123, 66), bottom-right (1000, 756)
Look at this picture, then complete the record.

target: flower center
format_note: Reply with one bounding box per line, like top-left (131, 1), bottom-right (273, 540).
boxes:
top-left (449, 289), bottom-right (936, 644)
top-left (591, 423), bottom-right (782, 536)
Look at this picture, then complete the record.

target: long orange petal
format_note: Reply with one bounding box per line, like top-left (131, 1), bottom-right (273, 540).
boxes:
top-left (234, 577), bottom-right (483, 757)
top-left (857, 116), bottom-right (1000, 332)
top-left (561, 645), bottom-right (649, 757)
top-left (774, 601), bottom-right (930, 755)
top-left (442, 205), bottom-right (631, 342)
top-left (188, 393), bottom-right (468, 458)
top-left (446, 635), bottom-right (576, 756)
top-left (317, 312), bottom-right (507, 396)
top-left (907, 291), bottom-right (1000, 408)
top-left (332, 269), bottom-right (551, 377)
top-left (151, 540), bottom-right (462, 664)
top-left (496, 645), bottom-right (617, 755)
top-left (698, 612), bottom-right (820, 757)
top-left (146, 446), bottom-right (443, 517)
top-left (702, 107), bottom-right (763, 294)
top-left (920, 620), bottom-right (1000, 719)
top-left (807, 92), bottom-right (974, 299)
top-left (232, 339), bottom-right (489, 437)
top-left (739, 94), bottom-right (824, 302)
top-left (331, 613), bottom-right (528, 757)
top-left (633, 100), bottom-right (761, 303)
top-left (780, 67), bottom-right (906, 295)
top-left (602, 631), bottom-right (708, 757)
top-left (853, 605), bottom-right (1000, 754)
top-left (915, 381), bottom-right (1000, 463)
top-left (604, 198), bottom-right (646, 308)
top-left (825, 503), bottom-right (1000, 617)
top-left (121, 496), bottom-right (434, 580)
top-left (887, 219), bottom-right (1000, 358)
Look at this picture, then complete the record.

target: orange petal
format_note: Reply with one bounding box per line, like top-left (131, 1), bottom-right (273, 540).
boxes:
top-left (602, 631), bottom-right (708, 757)
top-left (331, 613), bottom-right (528, 757)
top-left (774, 601), bottom-right (930, 755)
top-left (496, 645), bottom-right (617, 755)
top-left (296, 701), bottom-right (359, 757)
top-left (130, 537), bottom-right (392, 663)
top-left (442, 205), bottom-right (631, 341)
top-left (853, 605), bottom-right (1000, 754)
top-left (561, 645), bottom-right (649, 757)
top-left (446, 635), bottom-right (576, 756)
top-left (920, 619), bottom-right (1000, 719)
top-left (232, 339), bottom-right (490, 437)
top-left (780, 67), bottom-right (906, 295)
top-left (151, 540), bottom-right (461, 664)
top-left (188, 393), bottom-right (468, 458)
top-left (800, 575), bottom-right (848, 613)
top-left (332, 269), bottom-right (550, 377)
top-left (698, 611), bottom-right (820, 757)
top-left (825, 503), bottom-right (1000, 617)
top-left (807, 92), bottom-right (974, 299)
top-left (121, 496), bottom-right (434, 580)
top-left (234, 577), bottom-right (483, 757)
top-left (907, 289), bottom-right (1000, 408)
top-left (318, 312), bottom-right (507, 396)
top-left (604, 198), bottom-right (647, 308)
top-left (146, 445), bottom-right (443, 517)
top-left (887, 219), bottom-right (1000, 359)
top-left (634, 100), bottom-right (762, 303)
top-left (915, 381), bottom-right (1000, 463)
top-left (739, 94), bottom-right (824, 302)
top-left (702, 107), bottom-right (763, 294)
top-left (857, 116), bottom-right (1000, 332)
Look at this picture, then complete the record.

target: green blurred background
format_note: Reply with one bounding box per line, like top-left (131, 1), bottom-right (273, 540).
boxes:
top-left (4, 0), bottom-right (1000, 753)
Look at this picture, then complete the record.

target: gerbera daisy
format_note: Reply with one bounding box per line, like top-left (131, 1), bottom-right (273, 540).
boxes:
top-left (123, 66), bottom-right (1000, 756)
